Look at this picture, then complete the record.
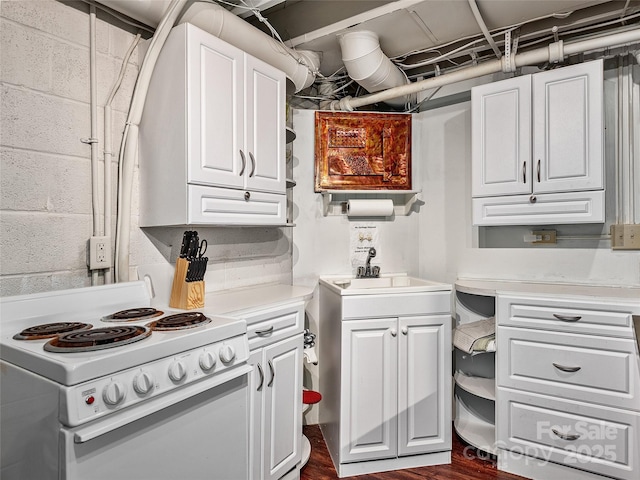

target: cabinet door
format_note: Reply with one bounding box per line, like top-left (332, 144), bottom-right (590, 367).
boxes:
top-left (472, 75), bottom-right (531, 197)
top-left (245, 55), bottom-right (286, 194)
top-left (398, 315), bottom-right (451, 456)
top-left (532, 60), bottom-right (603, 194)
top-left (248, 350), bottom-right (265, 480)
top-left (341, 318), bottom-right (398, 463)
top-left (263, 335), bottom-right (302, 480)
top-left (187, 27), bottom-right (245, 189)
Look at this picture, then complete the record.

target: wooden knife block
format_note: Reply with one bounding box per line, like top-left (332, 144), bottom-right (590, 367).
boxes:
top-left (169, 257), bottom-right (204, 310)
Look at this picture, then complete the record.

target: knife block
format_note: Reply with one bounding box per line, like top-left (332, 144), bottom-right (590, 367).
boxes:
top-left (169, 258), bottom-right (204, 310)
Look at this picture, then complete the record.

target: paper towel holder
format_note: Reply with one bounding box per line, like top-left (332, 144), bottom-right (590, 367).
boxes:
top-left (320, 190), bottom-right (421, 217)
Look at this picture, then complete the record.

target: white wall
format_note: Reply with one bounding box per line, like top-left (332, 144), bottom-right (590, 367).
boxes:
top-left (0, 0), bottom-right (292, 296)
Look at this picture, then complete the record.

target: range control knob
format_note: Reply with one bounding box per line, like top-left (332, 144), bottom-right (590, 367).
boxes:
top-left (168, 361), bottom-right (187, 382)
top-left (199, 351), bottom-right (217, 372)
top-left (219, 344), bottom-right (236, 363)
top-left (103, 381), bottom-right (125, 406)
top-left (133, 371), bottom-right (154, 395)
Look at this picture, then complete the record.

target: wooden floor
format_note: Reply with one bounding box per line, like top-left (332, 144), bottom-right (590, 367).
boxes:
top-left (300, 425), bottom-right (528, 480)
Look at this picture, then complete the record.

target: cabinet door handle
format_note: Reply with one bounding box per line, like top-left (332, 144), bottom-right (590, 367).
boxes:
top-left (522, 161), bottom-right (526, 183)
top-left (239, 150), bottom-right (247, 176)
top-left (401, 327), bottom-right (408, 335)
top-left (553, 363), bottom-right (581, 373)
top-left (553, 313), bottom-right (582, 322)
top-left (267, 360), bottom-right (275, 387)
top-left (536, 159), bottom-right (541, 183)
top-left (256, 363), bottom-right (264, 391)
top-left (390, 329), bottom-right (397, 337)
top-left (552, 428), bottom-right (580, 441)
top-left (255, 325), bottom-right (274, 336)
top-left (249, 152), bottom-right (256, 177)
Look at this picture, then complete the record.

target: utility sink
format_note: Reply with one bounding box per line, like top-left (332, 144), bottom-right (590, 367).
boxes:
top-left (320, 274), bottom-right (451, 295)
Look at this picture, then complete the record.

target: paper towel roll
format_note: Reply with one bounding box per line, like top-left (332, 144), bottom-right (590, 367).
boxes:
top-left (346, 199), bottom-right (394, 217)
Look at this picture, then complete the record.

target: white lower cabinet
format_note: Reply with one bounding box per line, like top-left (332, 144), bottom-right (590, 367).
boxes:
top-left (246, 302), bottom-right (304, 480)
top-left (496, 292), bottom-right (640, 480)
top-left (319, 284), bottom-right (452, 478)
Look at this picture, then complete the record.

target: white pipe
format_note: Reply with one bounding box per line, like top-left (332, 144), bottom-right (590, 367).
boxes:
top-left (95, 0), bottom-right (319, 92)
top-left (104, 33), bottom-right (141, 284)
top-left (333, 28), bottom-right (640, 110)
top-left (338, 30), bottom-right (409, 108)
top-left (115, 0), bottom-right (187, 282)
top-left (89, 5), bottom-right (100, 286)
top-left (467, 0), bottom-right (502, 59)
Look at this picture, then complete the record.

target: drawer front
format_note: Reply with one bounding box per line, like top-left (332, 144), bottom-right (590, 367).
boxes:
top-left (498, 388), bottom-right (640, 480)
top-left (188, 185), bottom-right (286, 225)
top-left (497, 294), bottom-right (635, 338)
top-left (244, 302), bottom-right (304, 350)
top-left (342, 291), bottom-right (451, 319)
top-left (497, 326), bottom-right (639, 411)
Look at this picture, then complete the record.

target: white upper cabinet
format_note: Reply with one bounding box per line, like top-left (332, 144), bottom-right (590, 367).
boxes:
top-left (139, 23), bottom-right (286, 226)
top-left (472, 75), bottom-right (532, 197)
top-left (532, 63), bottom-right (603, 194)
top-left (471, 60), bottom-right (604, 226)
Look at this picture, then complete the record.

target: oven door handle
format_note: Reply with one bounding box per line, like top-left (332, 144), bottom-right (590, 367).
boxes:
top-left (72, 364), bottom-right (252, 444)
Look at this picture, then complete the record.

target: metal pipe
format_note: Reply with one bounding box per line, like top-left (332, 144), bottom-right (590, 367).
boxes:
top-left (89, 5), bottom-right (100, 286)
top-left (333, 27), bottom-right (640, 110)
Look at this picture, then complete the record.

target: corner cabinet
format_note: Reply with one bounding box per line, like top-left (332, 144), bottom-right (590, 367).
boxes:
top-left (319, 282), bottom-right (452, 477)
top-left (139, 23), bottom-right (286, 226)
top-left (471, 60), bottom-right (604, 226)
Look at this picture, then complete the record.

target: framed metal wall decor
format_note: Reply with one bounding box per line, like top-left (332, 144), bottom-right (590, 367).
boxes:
top-left (314, 111), bottom-right (411, 191)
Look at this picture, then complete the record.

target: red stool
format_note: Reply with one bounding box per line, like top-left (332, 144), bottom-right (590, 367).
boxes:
top-left (301, 390), bottom-right (322, 468)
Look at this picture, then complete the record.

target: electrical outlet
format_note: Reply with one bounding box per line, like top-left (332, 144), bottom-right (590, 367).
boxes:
top-left (611, 224), bottom-right (640, 250)
top-left (531, 230), bottom-right (557, 244)
top-left (88, 236), bottom-right (112, 270)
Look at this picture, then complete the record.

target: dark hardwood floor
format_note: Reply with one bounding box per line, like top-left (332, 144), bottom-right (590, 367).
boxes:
top-left (300, 425), bottom-right (528, 480)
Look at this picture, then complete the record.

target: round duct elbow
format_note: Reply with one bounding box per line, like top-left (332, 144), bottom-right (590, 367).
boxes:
top-left (339, 30), bottom-right (410, 108)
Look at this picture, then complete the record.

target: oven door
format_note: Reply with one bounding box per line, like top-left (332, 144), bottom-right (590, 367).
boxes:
top-left (60, 365), bottom-right (252, 480)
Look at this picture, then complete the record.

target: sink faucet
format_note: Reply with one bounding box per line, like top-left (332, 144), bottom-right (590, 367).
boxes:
top-left (357, 247), bottom-right (380, 278)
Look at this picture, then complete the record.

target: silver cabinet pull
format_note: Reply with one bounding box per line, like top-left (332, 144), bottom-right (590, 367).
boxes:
top-left (255, 325), bottom-right (274, 336)
top-left (401, 327), bottom-right (408, 335)
top-left (267, 360), bottom-right (275, 387)
top-left (256, 363), bottom-right (264, 391)
top-left (553, 313), bottom-right (582, 322)
top-left (249, 152), bottom-right (256, 177)
top-left (522, 161), bottom-right (526, 183)
top-left (390, 329), bottom-right (397, 337)
top-left (537, 159), bottom-right (541, 182)
top-left (553, 363), bottom-right (581, 373)
top-left (529, 195), bottom-right (537, 203)
top-left (239, 150), bottom-right (247, 176)
top-left (552, 428), bottom-right (580, 441)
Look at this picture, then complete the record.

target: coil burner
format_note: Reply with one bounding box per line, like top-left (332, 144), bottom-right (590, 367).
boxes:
top-left (44, 326), bottom-right (151, 353)
top-left (102, 307), bottom-right (164, 323)
top-left (147, 312), bottom-right (211, 331)
top-left (13, 322), bottom-right (93, 341)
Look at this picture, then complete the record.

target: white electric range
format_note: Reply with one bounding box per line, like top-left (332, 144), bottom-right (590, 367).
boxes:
top-left (0, 281), bottom-right (251, 480)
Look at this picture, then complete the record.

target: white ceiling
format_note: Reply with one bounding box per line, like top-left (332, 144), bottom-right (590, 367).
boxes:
top-left (243, 0), bottom-right (638, 76)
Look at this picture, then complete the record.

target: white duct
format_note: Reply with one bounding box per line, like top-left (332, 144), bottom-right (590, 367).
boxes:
top-left (96, 0), bottom-right (319, 92)
top-left (338, 30), bottom-right (410, 108)
top-left (332, 27), bottom-right (640, 110)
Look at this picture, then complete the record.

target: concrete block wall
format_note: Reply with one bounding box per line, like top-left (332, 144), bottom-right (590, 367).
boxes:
top-left (0, 0), bottom-right (292, 297)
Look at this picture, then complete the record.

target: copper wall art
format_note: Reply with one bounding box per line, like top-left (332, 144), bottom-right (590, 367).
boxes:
top-left (314, 111), bottom-right (411, 191)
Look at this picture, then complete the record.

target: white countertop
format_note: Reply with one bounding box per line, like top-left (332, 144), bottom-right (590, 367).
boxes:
top-left (455, 278), bottom-right (640, 300)
top-left (201, 283), bottom-right (314, 316)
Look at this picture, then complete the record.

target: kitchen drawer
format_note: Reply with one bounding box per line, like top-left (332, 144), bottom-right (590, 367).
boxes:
top-left (497, 388), bottom-right (640, 480)
top-left (497, 326), bottom-right (639, 411)
top-left (188, 185), bottom-right (286, 225)
top-left (497, 294), bottom-right (635, 338)
top-left (243, 302), bottom-right (304, 350)
top-left (342, 291), bottom-right (451, 319)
